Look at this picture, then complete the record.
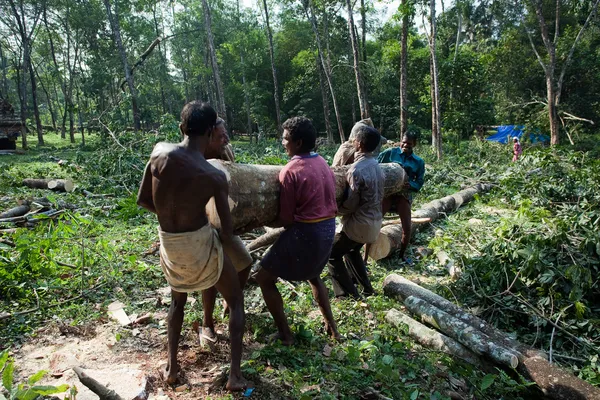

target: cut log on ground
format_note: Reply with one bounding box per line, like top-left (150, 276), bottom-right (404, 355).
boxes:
top-left (386, 308), bottom-right (482, 366)
top-left (22, 178), bottom-right (74, 192)
top-left (384, 275), bottom-right (600, 400)
top-left (73, 366), bottom-right (124, 400)
top-left (367, 183), bottom-right (492, 260)
top-left (383, 274), bottom-right (540, 357)
top-left (404, 296), bottom-right (520, 369)
top-left (0, 204), bottom-right (30, 218)
top-left (205, 160), bottom-right (406, 234)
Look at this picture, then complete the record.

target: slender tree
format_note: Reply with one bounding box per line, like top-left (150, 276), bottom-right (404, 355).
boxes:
top-left (103, 0), bottom-right (141, 132)
top-left (316, 53), bottom-right (333, 143)
top-left (399, 0), bottom-right (410, 135)
top-left (526, 0), bottom-right (600, 145)
top-left (261, 0), bottom-right (281, 136)
top-left (201, 0), bottom-right (227, 124)
top-left (346, 0), bottom-right (368, 119)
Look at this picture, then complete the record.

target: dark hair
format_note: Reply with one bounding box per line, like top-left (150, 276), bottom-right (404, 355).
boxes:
top-left (180, 101), bottom-right (217, 136)
top-left (402, 131), bottom-right (418, 143)
top-left (282, 116), bottom-right (316, 152)
top-left (354, 125), bottom-right (381, 153)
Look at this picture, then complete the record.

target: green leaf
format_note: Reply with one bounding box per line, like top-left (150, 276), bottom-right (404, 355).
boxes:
top-left (2, 360), bottom-right (14, 392)
top-left (0, 351), bottom-right (8, 371)
top-left (382, 355), bottom-right (394, 365)
top-left (31, 384), bottom-right (70, 395)
top-left (410, 389), bottom-right (419, 400)
top-left (481, 374), bottom-right (496, 391)
top-left (27, 370), bottom-right (47, 385)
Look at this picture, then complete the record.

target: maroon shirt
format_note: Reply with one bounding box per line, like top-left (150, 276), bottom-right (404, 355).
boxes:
top-left (279, 153), bottom-right (337, 224)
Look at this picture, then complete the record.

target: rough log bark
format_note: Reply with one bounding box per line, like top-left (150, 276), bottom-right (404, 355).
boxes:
top-left (386, 308), bottom-right (482, 366)
top-left (206, 160), bottom-right (406, 234)
top-left (367, 183), bottom-right (492, 260)
top-left (22, 178), bottom-right (74, 192)
top-left (404, 296), bottom-right (520, 369)
top-left (0, 204), bottom-right (30, 218)
top-left (72, 366), bottom-right (123, 400)
top-left (384, 276), bottom-right (600, 400)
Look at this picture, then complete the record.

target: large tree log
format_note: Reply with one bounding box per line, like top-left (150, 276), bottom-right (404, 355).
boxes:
top-left (367, 183), bottom-right (492, 260)
top-left (404, 296), bottom-right (520, 369)
top-left (382, 274), bottom-right (540, 357)
top-left (247, 227), bottom-right (285, 252)
top-left (22, 178), bottom-right (74, 192)
top-left (205, 160), bottom-right (406, 234)
top-left (386, 308), bottom-right (482, 366)
top-left (384, 275), bottom-right (600, 400)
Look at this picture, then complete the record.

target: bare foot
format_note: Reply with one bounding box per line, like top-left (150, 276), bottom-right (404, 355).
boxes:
top-left (159, 363), bottom-right (179, 385)
top-left (325, 324), bottom-right (343, 342)
top-left (266, 332), bottom-right (294, 346)
top-left (226, 375), bottom-right (254, 392)
top-left (200, 327), bottom-right (218, 351)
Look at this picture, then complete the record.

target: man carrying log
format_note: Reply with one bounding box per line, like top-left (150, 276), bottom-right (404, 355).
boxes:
top-left (201, 117), bottom-right (254, 347)
top-left (136, 101), bottom-right (250, 391)
top-left (331, 118), bottom-right (387, 167)
top-left (328, 124), bottom-right (384, 298)
top-left (253, 116), bottom-right (341, 345)
top-left (374, 131), bottom-right (425, 261)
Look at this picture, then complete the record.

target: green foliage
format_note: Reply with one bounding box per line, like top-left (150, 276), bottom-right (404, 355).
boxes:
top-left (0, 350), bottom-right (69, 400)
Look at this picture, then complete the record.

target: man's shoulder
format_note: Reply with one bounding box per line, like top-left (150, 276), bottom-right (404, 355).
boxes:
top-left (412, 153), bottom-right (425, 165)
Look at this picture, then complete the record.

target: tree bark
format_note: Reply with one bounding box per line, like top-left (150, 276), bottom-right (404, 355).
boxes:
top-left (0, 205), bottom-right (30, 219)
top-left (103, 0), bottom-right (141, 133)
top-left (346, 0), bottom-right (369, 119)
top-left (28, 57), bottom-right (43, 145)
top-left (399, 0), bottom-right (409, 136)
top-left (205, 160), bottom-right (405, 233)
top-left (261, 0), bottom-right (282, 136)
top-left (404, 296), bottom-right (520, 369)
top-left (316, 54), bottom-right (333, 143)
top-left (202, 0), bottom-right (227, 125)
top-left (386, 308), bottom-right (482, 366)
top-left (247, 227), bottom-right (286, 252)
top-left (0, 44), bottom-right (8, 100)
top-left (367, 183), bottom-right (492, 260)
top-left (305, 0), bottom-right (345, 142)
top-left (360, 0), bottom-right (367, 63)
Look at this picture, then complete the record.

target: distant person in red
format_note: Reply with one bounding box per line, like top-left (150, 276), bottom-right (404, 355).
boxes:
top-left (512, 137), bottom-right (522, 162)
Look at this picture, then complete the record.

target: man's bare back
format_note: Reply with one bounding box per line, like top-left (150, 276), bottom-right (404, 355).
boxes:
top-left (138, 142), bottom-right (228, 234)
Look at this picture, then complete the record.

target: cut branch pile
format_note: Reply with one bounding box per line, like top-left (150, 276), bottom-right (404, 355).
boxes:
top-left (22, 178), bottom-right (74, 192)
top-left (383, 274), bottom-right (600, 400)
top-left (367, 183), bottom-right (493, 261)
top-left (205, 160), bottom-right (406, 234)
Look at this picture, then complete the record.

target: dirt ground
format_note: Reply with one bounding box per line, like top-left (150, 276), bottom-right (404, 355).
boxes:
top-left (11, 297), bottom-right (284, 400)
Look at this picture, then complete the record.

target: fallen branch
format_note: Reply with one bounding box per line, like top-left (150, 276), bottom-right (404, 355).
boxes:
top-left (247, 228), bottom-right (285, 252)
top-left (72, 367), bottom-right (123, 400)
top-left (0, 204), bottom-right (30, 218)
top-left (386, 308), bottom-right (482, 366)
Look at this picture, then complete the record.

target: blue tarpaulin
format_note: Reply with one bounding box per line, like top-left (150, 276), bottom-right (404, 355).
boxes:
top-left (485, 125), bottom-right (550, 144)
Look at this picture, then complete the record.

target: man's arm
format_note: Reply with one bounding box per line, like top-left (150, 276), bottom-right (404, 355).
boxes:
top-left (409, 159), bottom-right (425, 192)
top-left (377, 148), bottom-right (392, 163)
top-left (213, 172), bottom-right (234, 243)
top-left (338, 170), bottom-right (360, 215)
top-left (275, 171), bottom-right (295, 228)
top-left (137, 162), bottom-right (157, 214)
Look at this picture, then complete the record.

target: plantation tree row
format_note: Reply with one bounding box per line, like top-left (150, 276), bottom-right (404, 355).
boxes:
top-left (1, 0), bottom-right (599, 153)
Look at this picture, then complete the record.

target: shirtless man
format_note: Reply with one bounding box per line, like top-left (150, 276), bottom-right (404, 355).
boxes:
top-left (137, 101), bottom-right (250, 391)
top-left (201, 117), bottom-right (253, 344)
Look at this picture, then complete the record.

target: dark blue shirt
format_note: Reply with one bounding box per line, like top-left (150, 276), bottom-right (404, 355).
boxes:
top-left (377, 147), bottom-right (425, 192)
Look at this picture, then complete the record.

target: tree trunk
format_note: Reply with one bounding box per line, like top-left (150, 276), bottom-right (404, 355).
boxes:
top-left (15, 66), bottom-right (27, 149)
top-left (384, 275), bottom-right (600, 400)
top-left (346, 0), bottom-right (369, 119)
top-left (399, 0), bottom-right (409, 136)
top-left (241, 53), bottom-right (253, 136)
top-left (405, 296), bottom-right (520, 368)
top-left (32, 63), bottom-right (57, 131)
top-left (360, 0), bottom-right (367, 63)
top-left (28, 55), bottom-right (43, 145)
top-left (205, 160), bottom-right (405, 233)
top-left (0, 205), bottom-right (30, 219)
top-left (103, 0), bottom-right (141, 132)
top-left (386, 308), bottom-right (482, 366)
top-left (367, 183), bottom-right (492, 260)
top-left (247, 227), bottom-right (286, 252)
top-left (0, 44), bottom-right (9, 102)
top-left (9, 0), bottom-right (31, 149)
top-left (429, 0), bottom-right (442, 160)
top-left (202, 0), bottom-right (227, 125)
top-left (305, 0), bottom-right (345, 142)
top-left (262, 0), bottom-right (282, 136)
top-left (316, 54), bottom-right (333, 143)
